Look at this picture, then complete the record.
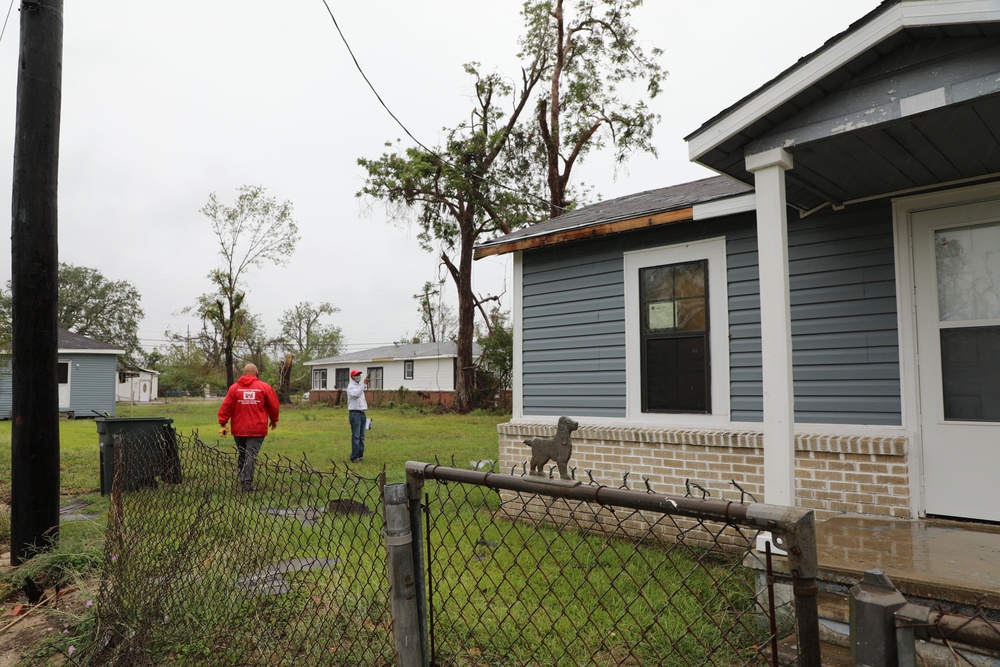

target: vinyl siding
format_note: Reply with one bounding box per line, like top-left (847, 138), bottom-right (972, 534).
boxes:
top-left (729, 202), bottom-right (901, 424)
top-left (0, 353), bottom-right (119, 418)
top-left (68, 354), bottom-right (119, 416)
top-left (522, 245), bottom-right (627, 417)
top-left (521, 202), bottom-right (901, 425)
top-left (313, 358), bottom-right (457, 393)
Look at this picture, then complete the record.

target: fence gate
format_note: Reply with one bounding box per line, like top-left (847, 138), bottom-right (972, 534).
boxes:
top-left (404, 462), bottom-right (821, 667)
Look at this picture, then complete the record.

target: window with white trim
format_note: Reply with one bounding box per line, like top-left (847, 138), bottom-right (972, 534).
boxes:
top-left (367, 366), bottom-right (383, 390)
top-left (640, 260), bottom-right (709, 412)
top-left (404, 360), bottom-right (414, 380)
top-left (625, 238), bottom-right (730, 425)
top-left (334, 368), bottom-right (350, 389)
top-left (312, 368), bottom-right (327, 390)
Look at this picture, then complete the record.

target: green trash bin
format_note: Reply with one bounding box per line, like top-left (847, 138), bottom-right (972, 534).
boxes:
top-left (96, 417), bottom-right (181, 495)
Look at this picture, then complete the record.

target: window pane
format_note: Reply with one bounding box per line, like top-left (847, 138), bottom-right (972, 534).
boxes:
top-left (935, 222), bottom-right (1000, 322)
top-left (57, 363), bottom-right (69, 384)
top-left (642, 266), bottom-right (674, 301)
top-left (941, 326), bottom-right (1000, 421)
top-left (674, 262), bottom-right (705, 298)
top-left (675, 298), bottom-right (707, 332)
top-left (644, 336), bottom-right (708, 412)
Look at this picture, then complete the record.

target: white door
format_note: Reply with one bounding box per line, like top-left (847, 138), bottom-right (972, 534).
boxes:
top-left (58, 361), bottom-right (71, 409)
top-left (911, 200), bottom-right (1000, 521)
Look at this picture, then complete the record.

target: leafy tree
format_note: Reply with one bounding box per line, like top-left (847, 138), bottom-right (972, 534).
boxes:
top-left (155, 341), bottom-right (225, 396)
top-left (277, 301), bottom-right (343, 393)
top-left (0, 263), bottom-right (144, 364)
top-left (477, 308), bottom-right (513, 390)
top-left (278, 301), bottom-right (343, 360)
top-left (359, 63), bottom-right (548, 411)
top-left (196, 185), bottom-right (298, 386)
top-left (359, 1), bottom-right (662, 410)
top-left (524, 0), bottom-right (665, 217)
top-left (410, 280), bottom-right (457, 343)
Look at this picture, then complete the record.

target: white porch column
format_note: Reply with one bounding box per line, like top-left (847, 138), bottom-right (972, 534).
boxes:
top-left (746, 148), bottom-right (795, 507)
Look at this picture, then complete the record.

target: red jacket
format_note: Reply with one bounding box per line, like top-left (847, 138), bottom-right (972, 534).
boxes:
top-left (218, 375), bottom-right (280, 437)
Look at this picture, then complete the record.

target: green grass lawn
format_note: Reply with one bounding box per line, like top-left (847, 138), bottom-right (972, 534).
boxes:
top-left (0, 399), bottom-right (508, 500)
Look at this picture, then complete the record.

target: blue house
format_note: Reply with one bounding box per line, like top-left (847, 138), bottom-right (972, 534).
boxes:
top-left (0, 328), bottom-right (124, 418)
top-left (477, 0), bottom-right (1000, 525)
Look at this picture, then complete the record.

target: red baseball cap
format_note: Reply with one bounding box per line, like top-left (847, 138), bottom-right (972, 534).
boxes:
top-left (350, 369), bottom-right (362, 377)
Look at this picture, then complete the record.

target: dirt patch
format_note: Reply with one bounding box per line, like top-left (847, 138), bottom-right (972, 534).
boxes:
top-left (0, 552), bottom-right (92, 667)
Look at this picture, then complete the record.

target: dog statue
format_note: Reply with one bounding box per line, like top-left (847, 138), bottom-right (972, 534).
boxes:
top-left (525, 416), bottom-right (580, 480)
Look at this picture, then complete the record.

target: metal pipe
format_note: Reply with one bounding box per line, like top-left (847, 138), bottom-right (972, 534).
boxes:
top-left (405, 461), bottom-right (751, 523)
top-left (897, 603), bottom-right (1000, 652)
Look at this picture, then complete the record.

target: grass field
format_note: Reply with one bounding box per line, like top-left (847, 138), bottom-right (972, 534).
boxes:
top-left (0, 399), bottom-right (509, 501)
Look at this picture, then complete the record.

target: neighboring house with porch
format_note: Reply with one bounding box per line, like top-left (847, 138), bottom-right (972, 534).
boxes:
top-left (0, 328), bottom-right (124, 418)
top-left (116, 366), bottom-right (160, 403)
top-left (477, 0), bottom-right (1000, 526)
top-left (303, 342), bottom-right (481, 408)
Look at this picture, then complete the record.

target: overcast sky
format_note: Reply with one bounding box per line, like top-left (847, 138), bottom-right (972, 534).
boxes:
top-left (0, 0), bottom-right (878, 355)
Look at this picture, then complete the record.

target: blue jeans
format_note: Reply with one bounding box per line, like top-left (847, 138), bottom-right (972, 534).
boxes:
top-left (234, 436), bottom-right (264, 490)
top-left (349, 411), bottom-right (366, 461)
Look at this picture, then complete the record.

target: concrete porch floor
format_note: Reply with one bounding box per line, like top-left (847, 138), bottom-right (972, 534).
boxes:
top-left (813, 515), bottom-right (1000, 610)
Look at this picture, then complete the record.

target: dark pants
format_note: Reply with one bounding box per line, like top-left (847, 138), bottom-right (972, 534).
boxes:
top-left (349, 410), bottom-right (366, 461)
top-left (234, 436), bottom-right (264, 490)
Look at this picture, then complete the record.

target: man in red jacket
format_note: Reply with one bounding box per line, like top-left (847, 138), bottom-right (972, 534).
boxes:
top-left (218, 363), bottom-right (280, 492)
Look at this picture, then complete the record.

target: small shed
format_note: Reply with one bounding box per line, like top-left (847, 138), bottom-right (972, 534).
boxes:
top-left (117, 367), bottom-right (160, 403)
top-left (0, 328), bottom-right (125, 418)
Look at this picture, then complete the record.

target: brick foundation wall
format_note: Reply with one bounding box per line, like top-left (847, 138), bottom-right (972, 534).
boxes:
top-left (309, 389), bottom-right (456, 409)
top-left (499, 423), bottom-right (910, 520)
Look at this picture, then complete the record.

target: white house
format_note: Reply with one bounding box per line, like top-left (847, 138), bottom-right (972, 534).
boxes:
top-left (303, 342), bottom-right (481, 408)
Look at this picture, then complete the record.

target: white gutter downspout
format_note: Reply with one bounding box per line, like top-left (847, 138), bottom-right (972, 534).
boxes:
top-left (746, 148), bottom-right (796, 507)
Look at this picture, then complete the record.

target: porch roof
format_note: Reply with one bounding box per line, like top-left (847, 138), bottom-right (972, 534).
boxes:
top-left (686, 0), bottom-right (1000, 213)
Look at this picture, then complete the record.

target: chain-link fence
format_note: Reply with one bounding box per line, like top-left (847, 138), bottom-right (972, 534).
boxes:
top-left (93, 428), bottom-right (392, 666)
top-left (90, 427), bottom-right (819, 666)
top-left (406, 462), bottom-right (820, 667)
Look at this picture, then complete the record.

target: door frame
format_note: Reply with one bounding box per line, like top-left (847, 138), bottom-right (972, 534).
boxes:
top-left (892, 180), bottom-right (1000, 519)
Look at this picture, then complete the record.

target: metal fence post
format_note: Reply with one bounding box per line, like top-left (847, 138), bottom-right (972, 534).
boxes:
top-left (383, 483), bottom-right (425, 667)
top-left (850, 569), bottom-right (907, 667)
top-left (406, 467), bottom-right (429, 667)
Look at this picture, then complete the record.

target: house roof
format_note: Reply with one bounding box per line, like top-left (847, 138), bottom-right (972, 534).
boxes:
top-left (304, 341), bottom-right (481, 367)
top-left (474, 176), bottom-right (752, 258)
top-left (686, 0), bottom-right (1000, 212)
top-left (58, 328), bottom-right (124, 355)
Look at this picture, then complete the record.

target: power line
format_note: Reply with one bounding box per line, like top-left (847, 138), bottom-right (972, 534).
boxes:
top-left (317, 0), bottom-right (565, 214)
top-left (0, 0), bottom-right (14, 45)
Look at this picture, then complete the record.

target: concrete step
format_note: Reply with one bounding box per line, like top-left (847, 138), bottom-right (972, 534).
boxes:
top-left (770, 635), bottom-right (853, 666)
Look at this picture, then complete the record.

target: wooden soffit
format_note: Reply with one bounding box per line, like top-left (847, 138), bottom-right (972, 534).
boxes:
top-left (474, 207), bottom-right (694, 259)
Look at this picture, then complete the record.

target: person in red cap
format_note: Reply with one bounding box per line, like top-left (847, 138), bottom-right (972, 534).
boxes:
top-left (218, 363), bottom-right (280, 491)
top-left (346, 369), bottom-right (368, 462)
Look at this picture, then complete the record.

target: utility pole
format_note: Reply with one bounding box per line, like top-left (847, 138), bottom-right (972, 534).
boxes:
top-left (10, 0), bottom-right (64, 565)
top-left (421, 288), bottom-right (437, 343)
